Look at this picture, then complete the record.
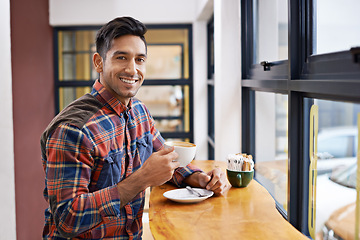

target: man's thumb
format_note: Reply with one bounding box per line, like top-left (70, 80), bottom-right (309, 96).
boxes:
top-left (205, 173), bottom-right (212, 181)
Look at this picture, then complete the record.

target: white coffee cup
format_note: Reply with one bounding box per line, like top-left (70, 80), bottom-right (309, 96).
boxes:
top-left (165, 141), bottom-right (196, 167)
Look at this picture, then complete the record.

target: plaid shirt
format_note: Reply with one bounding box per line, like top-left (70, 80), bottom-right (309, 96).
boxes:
top-left (41, 80), bottom-right (201, 239)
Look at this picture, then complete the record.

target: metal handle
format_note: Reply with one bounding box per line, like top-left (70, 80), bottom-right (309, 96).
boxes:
top-left (260, 61), bottom-right (272, 71)
top-left (308, 105), bottom-right (318, 239)
top-left (350, 47), bottom-right (360, 63)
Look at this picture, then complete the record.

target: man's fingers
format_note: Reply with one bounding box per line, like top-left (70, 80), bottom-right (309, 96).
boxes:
top-left (161, 146), bottom-right (180, 169)
top-left (205, 170), bottom-right (220, 190)
top-left (170, 160), bottom-right (181, 169)
top-left (206, 179), bottom-right (221, 191)
top-left (205, 170), bottom-right (227, 192)
top-left (161, 145), bottom-right (175, 154)
top-left (198, 174), bottom-right (210, 188)
top-left (208, 177), bottom-right (228, 194)
top-left (156, 146), bottom-right (179, 161)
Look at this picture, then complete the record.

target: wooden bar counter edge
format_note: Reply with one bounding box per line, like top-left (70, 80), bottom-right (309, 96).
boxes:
top-left (149, 160), bottom-right (308, 240)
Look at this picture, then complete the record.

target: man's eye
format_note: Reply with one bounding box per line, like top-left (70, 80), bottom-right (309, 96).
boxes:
top-left (137, 58), bottom-right (146, 63)
top-left (117, 56), bottom-right (126, 60)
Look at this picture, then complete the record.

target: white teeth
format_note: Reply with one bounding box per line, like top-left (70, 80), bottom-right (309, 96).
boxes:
top-left (120, 78), bottom-right (136, 84)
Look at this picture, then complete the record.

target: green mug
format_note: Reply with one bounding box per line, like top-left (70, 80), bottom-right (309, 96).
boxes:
top-left (226, 169), bottom-right (254, 188)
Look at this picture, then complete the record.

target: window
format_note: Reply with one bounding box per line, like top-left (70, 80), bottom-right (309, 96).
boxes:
top-left (54, 25), bottom-right (194, 142)
top-left (241, 0), bottom-right (360, 239)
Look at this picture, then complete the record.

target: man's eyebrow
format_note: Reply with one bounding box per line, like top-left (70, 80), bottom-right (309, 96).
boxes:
top-left (112, 51), bottom-right (147, 58)
top-left (113, 51), bottom-right (127, 56)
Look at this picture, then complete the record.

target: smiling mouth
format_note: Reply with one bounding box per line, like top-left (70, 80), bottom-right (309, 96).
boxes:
top-left (120, 78), bottom-right (138, 84)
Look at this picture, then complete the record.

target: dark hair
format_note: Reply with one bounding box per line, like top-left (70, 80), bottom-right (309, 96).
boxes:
top-left (96, 16), bottom-right (147, 59)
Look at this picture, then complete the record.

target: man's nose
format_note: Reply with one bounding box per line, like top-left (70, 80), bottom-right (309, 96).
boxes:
top-left (125, 59), bottom-right (136, 75)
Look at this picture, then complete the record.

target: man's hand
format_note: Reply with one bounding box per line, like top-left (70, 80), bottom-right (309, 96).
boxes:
top-left (140, 146), bottom-right (180, 187)
top-left (184, 168), bottom-right (230, 195)
top-left (116, 146), bottom-right (179, 207)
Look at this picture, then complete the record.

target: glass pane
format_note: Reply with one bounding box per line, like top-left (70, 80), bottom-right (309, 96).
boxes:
top-left (62, 31), bottom-right (75, 52)
top-left (254, 92), bottom-right (288, 212)
top-left (58, 30), bottom-right (97, 81)
top-left (146, 45), bottom-right (183, 79)
top-left (254, 0), bottom-right (288, 63)
top-left (315, 0), bottom-right (360, 54)
top-left (136, 85), bottom-right (190, 133)
top-left (62, 54), bottom-right (75, 80)
top-left (145, 28), bottom-right (189, 79)
top-left (309, 99), bottom-right (359, 239)
top-left (59, 87), bottom-right (91, 111)
top-left (62, 53), bottom-right (93, 81)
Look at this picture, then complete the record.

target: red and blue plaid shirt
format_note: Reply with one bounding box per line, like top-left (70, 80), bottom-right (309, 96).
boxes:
top-left (41, 80), bottom-right (201, 239)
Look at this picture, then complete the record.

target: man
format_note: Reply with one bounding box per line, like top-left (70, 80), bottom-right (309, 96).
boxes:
top-left (41, 16), bottom-right (228, 239)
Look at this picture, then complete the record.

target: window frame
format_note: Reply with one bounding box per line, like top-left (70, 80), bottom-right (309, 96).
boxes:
top-left (207, 15), bottom-right (215, 160)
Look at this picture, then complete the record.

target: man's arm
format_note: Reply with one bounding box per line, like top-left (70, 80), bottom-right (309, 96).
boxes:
top-left (45, 124), bottom-right (121, 238)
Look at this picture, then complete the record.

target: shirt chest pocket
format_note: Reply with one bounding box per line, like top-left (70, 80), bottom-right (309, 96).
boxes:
top-left (136, 134), bottom-right (153, 163)
top-left (96, 151), bottom-right (124, 189)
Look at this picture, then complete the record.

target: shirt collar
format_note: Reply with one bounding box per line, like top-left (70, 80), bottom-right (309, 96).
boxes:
top-left (92, 80), bottom-right (132, 116)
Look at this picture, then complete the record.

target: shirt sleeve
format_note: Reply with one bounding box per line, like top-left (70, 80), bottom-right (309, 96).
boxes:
top-left (151, 133), bottom-right (203, 187)
top-left (44, 123), bottom-right (121, 238)
top-left (170, 164), bottom-right (203, 187)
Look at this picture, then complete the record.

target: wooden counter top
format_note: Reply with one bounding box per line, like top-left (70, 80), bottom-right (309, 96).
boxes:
top-left (149, 160), bottom-right (308, 240)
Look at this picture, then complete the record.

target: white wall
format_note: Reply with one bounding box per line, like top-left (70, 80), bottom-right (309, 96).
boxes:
top-left (193, 0), bottom-right (214, 160)
top-left (193, 20), bottom-right (208, 160)
top-left (49, 0), bottom-right (199, 26)
top-left (0, 0), bottom-right (16, 239)
top-left (213, 0), bottom-right (242, 161)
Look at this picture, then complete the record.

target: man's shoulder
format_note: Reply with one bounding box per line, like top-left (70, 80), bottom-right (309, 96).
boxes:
top-left (52, 93), bottom-right (104, 129)
top-left (40, 94), bottom-right (104, 156)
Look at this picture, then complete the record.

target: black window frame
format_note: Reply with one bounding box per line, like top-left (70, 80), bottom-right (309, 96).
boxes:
top-left (207, 15), bottom-right (215, 160)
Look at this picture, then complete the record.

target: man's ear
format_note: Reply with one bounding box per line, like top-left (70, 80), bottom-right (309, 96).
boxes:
top-left (93, 53), bottom-right (103, 73)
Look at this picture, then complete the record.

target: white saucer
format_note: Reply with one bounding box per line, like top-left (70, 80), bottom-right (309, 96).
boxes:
top-left (163, 188), bottom-right (214, 203)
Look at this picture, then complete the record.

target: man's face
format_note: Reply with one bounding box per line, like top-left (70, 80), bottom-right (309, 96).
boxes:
top-left (93, 34), bottom-right (147, 105)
